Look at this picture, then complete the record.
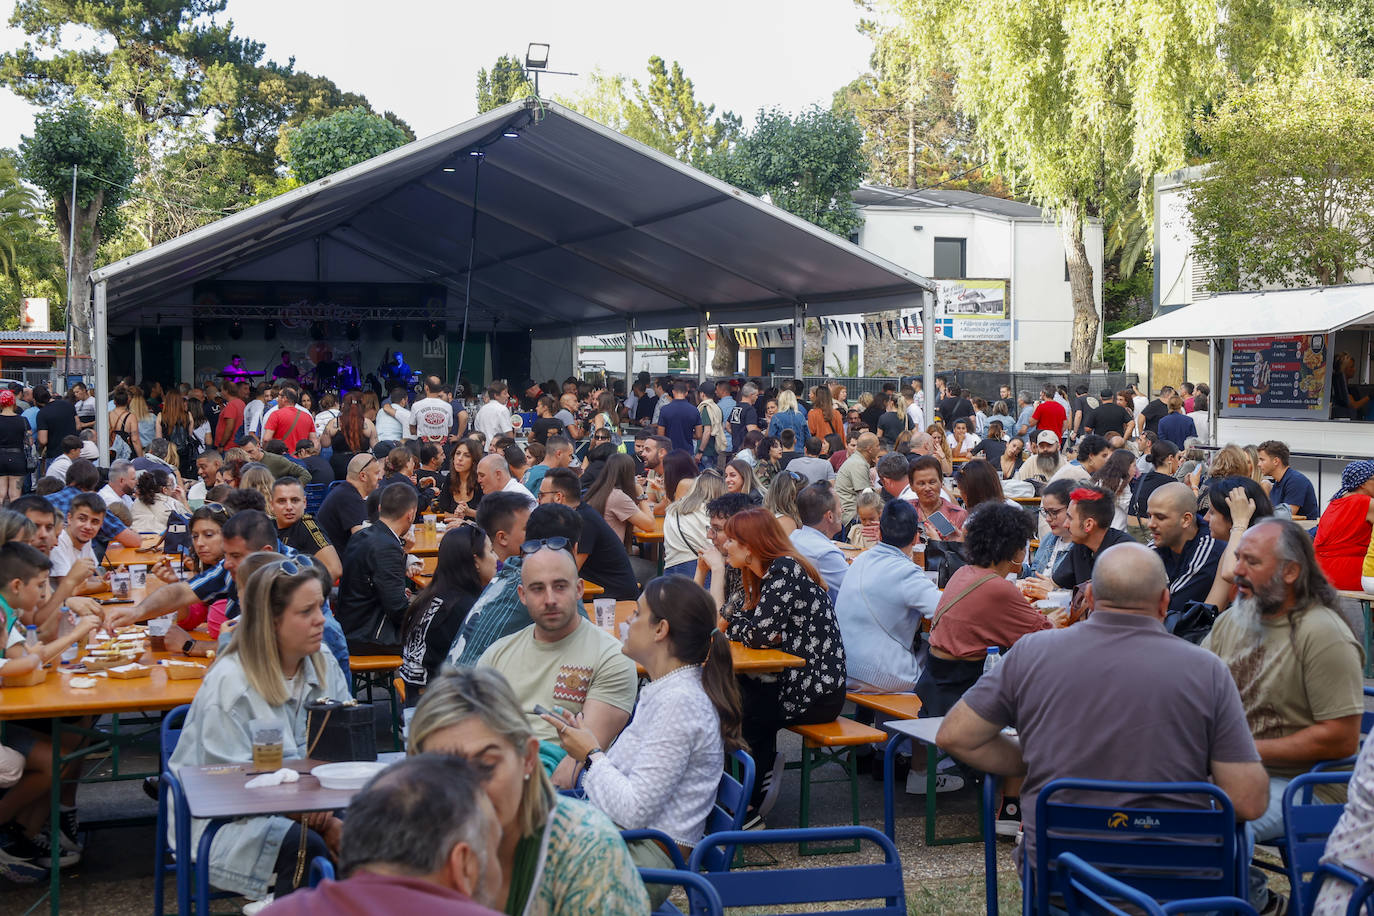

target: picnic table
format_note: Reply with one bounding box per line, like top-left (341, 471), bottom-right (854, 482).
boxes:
top-left (582, 599), bottom-right (805, 675)
top-left (0, 654), bottom-right (205, 915)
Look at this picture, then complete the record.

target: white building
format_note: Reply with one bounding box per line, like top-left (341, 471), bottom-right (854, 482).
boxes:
top-left (834, 185), bottom-right (1104, 372)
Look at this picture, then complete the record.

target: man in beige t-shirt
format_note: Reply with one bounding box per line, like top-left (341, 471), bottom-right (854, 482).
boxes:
top-left (478, 545), bottom-right (637, 789)
top-left (1203, 519), bottom-right (1364, 911)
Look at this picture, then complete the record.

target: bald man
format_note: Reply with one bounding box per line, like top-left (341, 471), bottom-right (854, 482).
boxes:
top-left (937, 542), bottom-right (1268, 871)
top-left (1146, 481), bottom-right (1225, 623)
top-left (477, 546), bottom-right (637, 789)
top-left (477, 453), bottom-right (536, 509)
top-left (835, 432), bottom-right (881, 525)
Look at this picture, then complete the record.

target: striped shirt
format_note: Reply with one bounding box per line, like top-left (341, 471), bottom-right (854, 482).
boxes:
top-left (445, 556), bottom-right (530, 668)
top-left (1153, 530), bottom-right (1223, 614)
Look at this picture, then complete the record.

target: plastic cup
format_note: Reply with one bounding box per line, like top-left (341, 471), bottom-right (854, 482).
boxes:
top-left (593, 598), bottom-right (617, 631)
top-left (249, 719), bottom-right (285, 771)
top-left (111, 569), bottom-right (130, 600)
top-left (423, 514), bottom-right (437, 537)
top-left (130, 564), bottom-right (148, 589)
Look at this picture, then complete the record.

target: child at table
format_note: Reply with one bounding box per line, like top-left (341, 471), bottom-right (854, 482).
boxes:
top-left (0, 542), bottom-right (100, 882)
top-left (49, 493), bottom-right (110, 597)
top-left (847, 490), bottom-right (883, 549)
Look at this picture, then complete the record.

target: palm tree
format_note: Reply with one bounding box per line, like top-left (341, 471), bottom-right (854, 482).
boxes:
top-left (0, 159), bottom-right (43, 283)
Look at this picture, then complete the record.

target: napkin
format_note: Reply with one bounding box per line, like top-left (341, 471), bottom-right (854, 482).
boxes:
top-left (245, 767), bottom-right (301, 788)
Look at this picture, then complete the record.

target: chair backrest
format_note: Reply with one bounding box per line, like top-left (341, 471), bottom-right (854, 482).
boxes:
top-left (304, 483), bottom-right (329, 515)
top-left (1032, 778), bottom-right (1241, 915)
top-left (1058, 852), bottom-right (1259, 916)
top-left (1283, 771), bottom-right (1351, 916)
top-left (690, 826), bottom-right (905, 915)
top-left (697, 749), bottom-right (756, 872)
top-left (160, 704), bottom-right (192, 771)
top-left (308, 857), bottom-right (335, 888)
top-left (638, 868), bottom-right (723, 916)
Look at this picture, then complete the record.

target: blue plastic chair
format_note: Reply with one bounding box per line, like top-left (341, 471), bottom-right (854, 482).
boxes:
top-left (621, 749), bottom-right (756, 873)
top-left (1282, 771), bottom-right (1374, 916)
top-left (1028, 779), bottom-right (1244, 916)
top-left (638, 868), bottom-right (724, 916)
top-left (1058, 852), bottom-right (1259, 916)
top-left (159, 703), bottom-right (190, 772)
top-left (688, 826), bottom-right (906, 915)
top-left (308, 856), bottom-right (335, 888)
top-left (304, 483), bottom-right (329, 515)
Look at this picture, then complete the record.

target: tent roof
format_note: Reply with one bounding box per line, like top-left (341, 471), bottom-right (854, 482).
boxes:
top-left (92, 99), bottom-right (932, 337)
top-left (1111, 284), bottom-right (1374, 340)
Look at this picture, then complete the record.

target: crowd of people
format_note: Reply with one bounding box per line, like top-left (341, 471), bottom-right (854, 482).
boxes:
top-left (0, 369), bottom-right (1367, 916)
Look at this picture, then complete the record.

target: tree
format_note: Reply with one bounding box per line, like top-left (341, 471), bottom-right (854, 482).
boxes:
top-left (0, 155), bottom-right (42, 282)
top-left (476, 55), bottom-right (531, 112)
top-left (709, 106), bottom-right (867, 238)
top-left (283, 108), bottom-right (411, 185)
top-left (626, 57), bottom-right (740, 168)
top-left (1185, 73), bottom-right (1374, 289)
top-left (19, 103), bottom-right (137, 354)
top-left (877, 0), bottom-right (1321, 371)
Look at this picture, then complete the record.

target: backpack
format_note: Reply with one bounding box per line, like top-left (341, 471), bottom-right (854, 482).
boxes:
top-left (167, 421), bottom-right (199, 465)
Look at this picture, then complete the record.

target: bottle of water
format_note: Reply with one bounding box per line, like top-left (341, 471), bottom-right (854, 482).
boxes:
top-left (25, 624), bottom-right (38, 653)
top-left (982, 646), bottom-right (1002, 675)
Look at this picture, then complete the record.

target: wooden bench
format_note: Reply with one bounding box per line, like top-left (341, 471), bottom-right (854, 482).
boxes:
top-left (785, 718), bottom-right (888, 854)
top-left (349, 655), bottom-right (405, 750)
top-left (846, 692), bottom-right (922, 720)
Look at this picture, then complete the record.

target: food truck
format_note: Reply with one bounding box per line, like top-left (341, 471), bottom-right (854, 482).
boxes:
top-left (1113, 284), bottom-right (1374, 509)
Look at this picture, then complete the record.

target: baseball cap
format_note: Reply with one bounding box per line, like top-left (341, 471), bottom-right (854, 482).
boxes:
top-left (1036, 430), bottom-right (1060, 446)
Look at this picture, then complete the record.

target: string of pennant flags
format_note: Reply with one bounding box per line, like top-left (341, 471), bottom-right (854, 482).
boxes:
top-left (595, 315), bottom-right (924, 350)
top-left (814, 316), bottom-right (919, 340)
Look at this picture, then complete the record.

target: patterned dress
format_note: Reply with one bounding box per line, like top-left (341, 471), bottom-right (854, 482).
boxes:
top-left (1312, 733), bottom-right (1374, 916)
top-left (519, 795), bottom-right (648, 916)
top-left (725, 556), bottom-right (846, 717)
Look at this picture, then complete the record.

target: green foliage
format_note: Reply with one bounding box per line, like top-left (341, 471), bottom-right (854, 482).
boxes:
top-left (1186, 73), bottom-right (1374, 289)
top-left (0, 154), bottom-right (42, 280)
top-left (625, 57), bottom-right (740, 168)
top-left (830, 353), bottom-right (861, 376)
top-left (708, 106), bottom-right (866, 237)
top-left (476, 55), bottom-right (531, 112)
top-left (20, 102), bottom-right (136, 241)
top-left (284, 107), bottom-right (411, 185)
top-left (0, 151), bottom-right (67, 329)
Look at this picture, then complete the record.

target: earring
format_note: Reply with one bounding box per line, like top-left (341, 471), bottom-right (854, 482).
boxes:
top-left (523, 772), bottom-right (531, 781)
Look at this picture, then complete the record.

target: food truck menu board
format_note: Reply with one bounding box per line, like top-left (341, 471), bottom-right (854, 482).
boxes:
top-left (1222, 334), bottom-right (1329, 418)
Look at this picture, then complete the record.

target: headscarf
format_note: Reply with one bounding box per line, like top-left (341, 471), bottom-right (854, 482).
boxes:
top-left (1336, 459), bottom-right (1374, 500)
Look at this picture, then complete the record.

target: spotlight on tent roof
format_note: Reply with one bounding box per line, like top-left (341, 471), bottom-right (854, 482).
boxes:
top-left (442, 167), bottom-right (456, 172)
top-left (503, 129), bottom-right (520, 139)
top-left (525, 43), bottom-right (550, 69)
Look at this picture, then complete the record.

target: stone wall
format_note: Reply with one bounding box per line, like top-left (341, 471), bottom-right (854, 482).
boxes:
top-left (860, 309), bottom-right (1010, 376)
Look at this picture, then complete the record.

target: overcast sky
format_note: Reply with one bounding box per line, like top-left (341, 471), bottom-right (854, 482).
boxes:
top-left (0, 0), bottom-right (876, 150)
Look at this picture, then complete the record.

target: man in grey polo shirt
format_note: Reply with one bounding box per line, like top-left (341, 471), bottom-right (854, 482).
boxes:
top-left (936, 542), bottom-right (1268, 869)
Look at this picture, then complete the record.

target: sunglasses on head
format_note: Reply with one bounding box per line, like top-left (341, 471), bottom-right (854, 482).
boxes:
top-left (521, 537), bottom-right (572, 555)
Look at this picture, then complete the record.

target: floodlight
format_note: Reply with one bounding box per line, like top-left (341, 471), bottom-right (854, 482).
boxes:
top-left (526, 43), bottom-right (550, 69)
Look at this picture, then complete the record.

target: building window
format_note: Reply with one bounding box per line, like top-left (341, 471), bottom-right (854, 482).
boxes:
top-left (848, 344), bottom-right (859, 373)
top-left (933, 238), bottom-right (966, 279)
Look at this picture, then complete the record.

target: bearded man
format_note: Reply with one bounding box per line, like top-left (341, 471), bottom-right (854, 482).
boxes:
top-left (1203, 517), bottom-right (1364, 914)
top-left (1016, 430), bottom-right (1065, 485)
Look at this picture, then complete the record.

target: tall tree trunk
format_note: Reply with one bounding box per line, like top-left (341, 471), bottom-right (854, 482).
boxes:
top-left (711, 324), bottom-right (738, 375)
top-left (1061, 201), bottom-right (1098, 373)
top-left (54, 190), bottom-right (104, 359)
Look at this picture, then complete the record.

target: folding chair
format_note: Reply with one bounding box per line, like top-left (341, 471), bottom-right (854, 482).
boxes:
top-left (1283, 771), bottom-right (1374, 916)
top-left (1027, 778), bottom-right (1244, 916)
top-left (689, 826), bottom-right (906, 915)
top-left (1058, 852), bottom-right (1258, 915)
top-left (638, 868), bottom-right (724, 916)
top-left (308, 857), bottom-right (335, 888)
top-left (153, 705), bottom-right (235, 916)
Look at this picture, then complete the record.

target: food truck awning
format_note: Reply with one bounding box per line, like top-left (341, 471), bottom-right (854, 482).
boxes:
top-left (1112, 284), bottom-right (1374, 340)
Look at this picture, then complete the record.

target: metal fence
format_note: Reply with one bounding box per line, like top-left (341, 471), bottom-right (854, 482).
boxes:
top-left (769, 372), bottom-right (1139, 401)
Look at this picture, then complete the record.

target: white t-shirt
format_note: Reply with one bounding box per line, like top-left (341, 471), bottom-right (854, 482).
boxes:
top-left (906, 402), bottom-right (925, 431)
top-left (244, 400), bottom-right (267, 437)
top-left (98, 483), bottom-right (135, 509)
top-left (46, 454), bottom-right (74, 482)
top-left (501, 476), bottom-right (538, 508)
top-left (50, 530), bottom-right (96, 578)
top-left (474, 399), bottom-right (513, 441)
top-left (315, 408), bottom-right (340, 432)
top-left (75, 396), bottom-right (96, 421)
top-left (410, 397), bottom-right (453, 439)
top-left (375, 404), bottom-right (412, 442)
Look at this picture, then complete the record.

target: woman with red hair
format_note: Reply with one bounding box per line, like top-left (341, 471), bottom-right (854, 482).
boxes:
top-left (721, 507), bottom-right (846, 821)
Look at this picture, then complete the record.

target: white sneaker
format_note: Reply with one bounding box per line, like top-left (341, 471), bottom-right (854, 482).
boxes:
top-left (242, 894), bottom-right (275, 915)
top-left (905, 770), bottom-right (965, 794)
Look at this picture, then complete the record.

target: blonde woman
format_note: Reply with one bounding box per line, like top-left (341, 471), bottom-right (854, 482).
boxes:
top-left (764, 467), bottom-right (804, 535)
top-left (168, 557), bottom-right (350, 903)
top-left (239, 464), bottom-right (276, 508)
top-left (926, 422), bottom-right (955, 467)
top-left (127, 385), bottom-right (160, 449)
top-left (664, 470), bottom-right (726, 577)
top-left (409, 668), bottom-right (648, 915)
top-left (767, 389), bottom-right (809, 441)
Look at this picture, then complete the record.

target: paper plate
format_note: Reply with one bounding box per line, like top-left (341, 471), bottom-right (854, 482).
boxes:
top-left (311, 761), bottom-right (388, 790)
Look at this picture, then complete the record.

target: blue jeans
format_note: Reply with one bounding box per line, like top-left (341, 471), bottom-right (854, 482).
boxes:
top-left (664, 560), bottom-right (697, 579)
top-left (1244, 775), bottom-right (1291, 907)
top-left (321, 614), bottom-right (352, 683)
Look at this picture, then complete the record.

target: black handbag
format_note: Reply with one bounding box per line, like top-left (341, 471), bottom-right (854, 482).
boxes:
top-left (1166, 600), bottom-right (1218, 644)
top-left (305, 699), bottom-right (377, 762)
top-left (931, 541), bottom-right (970, 589)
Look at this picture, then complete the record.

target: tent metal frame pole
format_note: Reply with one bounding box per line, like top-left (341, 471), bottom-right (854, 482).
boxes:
top-left (457, 154), bottom-right (483, 386)
top-left (1208, 338), bottom-right (1218, 446)
top-left (697, 314), bottom-right (708, 385)
top-left (94, 281), bottom-right (110, 465)
top-left (624, 318), bottom-right (636, 383)
top-left (923, 290), bottom-right (936, 404)
top-left (792, 303), bottom-right (805, 380)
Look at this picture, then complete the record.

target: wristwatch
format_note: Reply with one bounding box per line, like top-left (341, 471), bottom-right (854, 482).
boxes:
top-left (181, 639), bottom-right (195, 655)
top-left (583, 747), bottom-right (604, 770)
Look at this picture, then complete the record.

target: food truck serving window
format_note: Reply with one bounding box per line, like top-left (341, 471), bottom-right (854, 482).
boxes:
top-left (1221, 335), bottom-right (1331, 419)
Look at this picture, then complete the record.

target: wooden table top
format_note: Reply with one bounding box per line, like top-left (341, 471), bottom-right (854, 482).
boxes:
top-left (633, 517), bottom-right (665, 543)
top-left (179, 758), bottom-right (364, 820)
top-left (349, 655), bottom-right (403, 673)
top-left (407, 525), bottom-right (442, 557)
top-left (0, 654), bottom-right (203, 720)
top-left (104, 534), bottom-right (171, 568)
top-left (581, 599), bottom-right (803, 674)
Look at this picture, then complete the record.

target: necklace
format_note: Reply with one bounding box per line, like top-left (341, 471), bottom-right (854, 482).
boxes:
top-left (654, 662), bottom-right (698, 682)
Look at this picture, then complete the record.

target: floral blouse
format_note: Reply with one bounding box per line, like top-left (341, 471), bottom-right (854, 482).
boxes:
top-left (725, 556), bottom-right (846, 717)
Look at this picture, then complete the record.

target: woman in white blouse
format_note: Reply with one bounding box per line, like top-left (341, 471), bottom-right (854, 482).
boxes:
top-left (946, 417), bottom-right (981, 457)
top-left (542, 576), bottom-right (743, 907)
